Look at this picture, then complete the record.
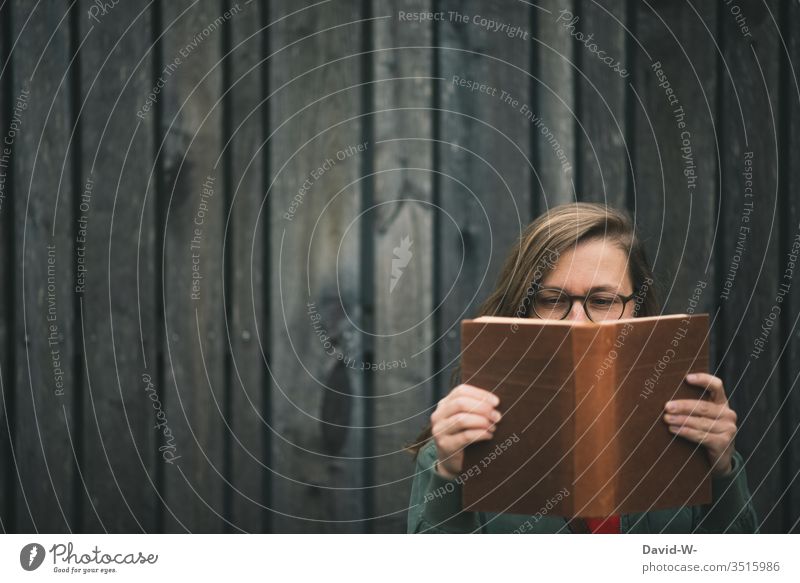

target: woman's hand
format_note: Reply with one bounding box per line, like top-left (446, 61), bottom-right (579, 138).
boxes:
top-left (663, 373), bottom-right (737, 477)
top-left (430, 384), bottom-right (502, 479)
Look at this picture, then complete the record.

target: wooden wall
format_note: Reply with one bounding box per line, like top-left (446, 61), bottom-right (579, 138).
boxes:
top-left (0, 0), bottom-right (797, 533)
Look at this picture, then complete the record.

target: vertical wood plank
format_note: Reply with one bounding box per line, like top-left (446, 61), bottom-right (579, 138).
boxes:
top-left (574, 0), bottom-right (627, 209)
top-left (0, 0), bottom-right (13, 533)
top-left (632, 1), bottom-right (718, 316)
top-left (12, 1), bottom-right (76, 532)
top-left (718, 2), bottom-right (783, 532)
top-left (783, 0), bottom-right (800, 534)
top-left (77, 0), bottom-right (158, 534)
top-left (437, 0), bottom-right (533, 385)
top-left (160, 0), bottom-right (227, 532)
top-left (372, 0), bottom-right (433, 533)
top-left (269, 0), bottom-right (366, 532)
top-left (0, 0), bottom-right (11, 532)
top-left (227, 0), bottom-right (267, 532)
top-left (536, 0), bottom-right (576, 206)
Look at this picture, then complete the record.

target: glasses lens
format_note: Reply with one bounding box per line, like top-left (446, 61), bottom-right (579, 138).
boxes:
top-left (533, 289), bottom-right (571, 319)
top-left (585, 292), bottom-right (625, 321)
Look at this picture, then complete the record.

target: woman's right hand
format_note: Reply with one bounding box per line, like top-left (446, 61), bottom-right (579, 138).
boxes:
top-left (430, 384), bottom-right (502, 479)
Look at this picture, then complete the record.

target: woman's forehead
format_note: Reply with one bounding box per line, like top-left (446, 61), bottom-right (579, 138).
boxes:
top-left (539, 240), bottom-right (632, 291)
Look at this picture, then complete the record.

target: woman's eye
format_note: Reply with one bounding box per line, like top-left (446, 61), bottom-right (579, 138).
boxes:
top-left (539, 295), bottom-right (566, 305)
top-left (589, 295), bottom-right (615, 307)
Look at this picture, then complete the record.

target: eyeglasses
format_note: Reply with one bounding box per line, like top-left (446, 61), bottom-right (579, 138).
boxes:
top-left (530, 285), bottom-right (638, 322)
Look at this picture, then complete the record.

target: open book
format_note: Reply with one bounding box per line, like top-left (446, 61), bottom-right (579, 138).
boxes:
top-left (460, 313), bottom-right (712, 518)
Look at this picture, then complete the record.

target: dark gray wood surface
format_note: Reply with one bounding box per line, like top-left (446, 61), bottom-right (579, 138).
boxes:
top-left (268, 0), bottom-right (367, 533)
top-left (160, 0), bottom-right (227, 532)
top-left (12, 0), bottom-right (77, 533)
top-left (77, 0), bottom-right (158, 534)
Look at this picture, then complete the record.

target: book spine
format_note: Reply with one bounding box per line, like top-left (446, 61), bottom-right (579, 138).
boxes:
top-left (571, 325), bottom-right (618, 516)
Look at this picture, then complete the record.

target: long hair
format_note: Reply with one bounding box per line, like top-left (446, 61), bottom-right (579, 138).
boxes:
top-left (405, 202), bottom-right (660, 458)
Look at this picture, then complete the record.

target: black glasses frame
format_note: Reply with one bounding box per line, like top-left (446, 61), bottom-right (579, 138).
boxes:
top-left (530, 284), bottom-right (639, 322)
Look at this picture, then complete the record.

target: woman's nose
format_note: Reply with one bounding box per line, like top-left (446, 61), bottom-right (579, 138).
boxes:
top-left (566, 300), bottom-right (590, 321)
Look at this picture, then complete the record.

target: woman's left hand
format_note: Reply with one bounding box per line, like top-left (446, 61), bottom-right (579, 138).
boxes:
top-left (663, 373), bottom-right (737, 477)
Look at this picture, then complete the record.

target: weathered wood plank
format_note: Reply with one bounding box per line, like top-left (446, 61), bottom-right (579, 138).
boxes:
top-left (0, 0), bottom-right (11, 532)
top-left (12, 1), bottom-right (76, 532)
top-left (227, 0), bottom-right (267, 532)
top-left (269, 0), bottom-right (366, 532)
top-left (717, 2), bottom-right (783, 532)
top-left (77, 0), bottom-right (158, 534)
top-left (160, 0), bottom-right (228, 532)
top-left (536, 0), bottom-right (576, 207)
top-left (371, 0), bottom-right (434, 533)
top-left (437, 0), bottom-right (533, 383)
top-left (632, 1), bottom-right (718, 316)
top-left (575, 0), bottom-right (627, 209)
top-left (783, 0), bottom-right (800, 534)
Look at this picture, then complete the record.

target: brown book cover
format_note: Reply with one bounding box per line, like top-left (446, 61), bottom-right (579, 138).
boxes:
top-left (460, 313), bottom-right (712, 517)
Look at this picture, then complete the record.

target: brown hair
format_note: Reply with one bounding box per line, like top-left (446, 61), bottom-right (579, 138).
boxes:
top-left (405, 202), bottom-right (660, 458)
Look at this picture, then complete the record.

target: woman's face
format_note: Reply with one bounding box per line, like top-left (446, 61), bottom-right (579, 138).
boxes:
top-left (537, 237), bottom-right (635, 322)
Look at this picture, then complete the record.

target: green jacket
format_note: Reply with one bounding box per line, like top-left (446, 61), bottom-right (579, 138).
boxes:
top-left (407, 439), bottom-right (759, 533)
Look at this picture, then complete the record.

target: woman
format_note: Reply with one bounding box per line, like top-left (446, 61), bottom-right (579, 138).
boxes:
top-left (407, 202), bottom-right (758, 534)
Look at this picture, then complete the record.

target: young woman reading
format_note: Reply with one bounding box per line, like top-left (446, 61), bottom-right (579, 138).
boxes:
top-left (407, 202), bottom-right (758, 534)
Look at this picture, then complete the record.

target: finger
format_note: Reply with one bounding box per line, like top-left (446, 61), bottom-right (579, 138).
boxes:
top-left (667, 424), bottom-right (729, 450)
top-left (433, 395), bottom-right (500, 425)
top-left (433, 412), bottom-right (497, 437)
top-left (450, 384), bottom-right (501, 406)
top-left (664, 403), bottom-right (736, 423)
top-left (665, 399), bottom-right (725, 418)
top-left (684, 372), bottom-right (727, 404)
top-left (449, 428), bottom-right (495, 449)
top-left (663, 413), bottom-right (735, 434)
top-left (437, 429), bottom-right (495, 459)
top-left (433, 395), bottom-right (502, 424)
top-left (667, 423), bottom-right (710, 443)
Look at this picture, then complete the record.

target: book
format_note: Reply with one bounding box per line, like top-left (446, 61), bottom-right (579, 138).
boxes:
top-left (459, 313), bottom-right (712, 518)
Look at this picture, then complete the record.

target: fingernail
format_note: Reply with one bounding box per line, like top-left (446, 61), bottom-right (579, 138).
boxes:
top-left (668, 425), bottom-right (679, 432)
top-left (665, 402), bottom-right (676, 412)
top-left (663, 414), bottom-right (674, 422)
top-left (686, 373), bottom-right (698, 382)
top-left (491, 394), bottom-right (500, 406)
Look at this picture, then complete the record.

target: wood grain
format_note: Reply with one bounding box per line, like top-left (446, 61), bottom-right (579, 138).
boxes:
top-left (371, 0), bottom-right (434, 533)
top-left (12, 0), bottom-right (76, 533)
top-left (575, 0), bottom-right (628, 209)
top-left (717, 0), bottom-right (783, 532)
top-left (268, 0), bottom-right (366, 532)
top-left (77, 0), bottom-right (158, 533)
top-left (227, 0), bottom-right (267, 532)
top-left (536, 0), bottom-right (576, 207)
top-left (160, 0), bottom-right (227, 533)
